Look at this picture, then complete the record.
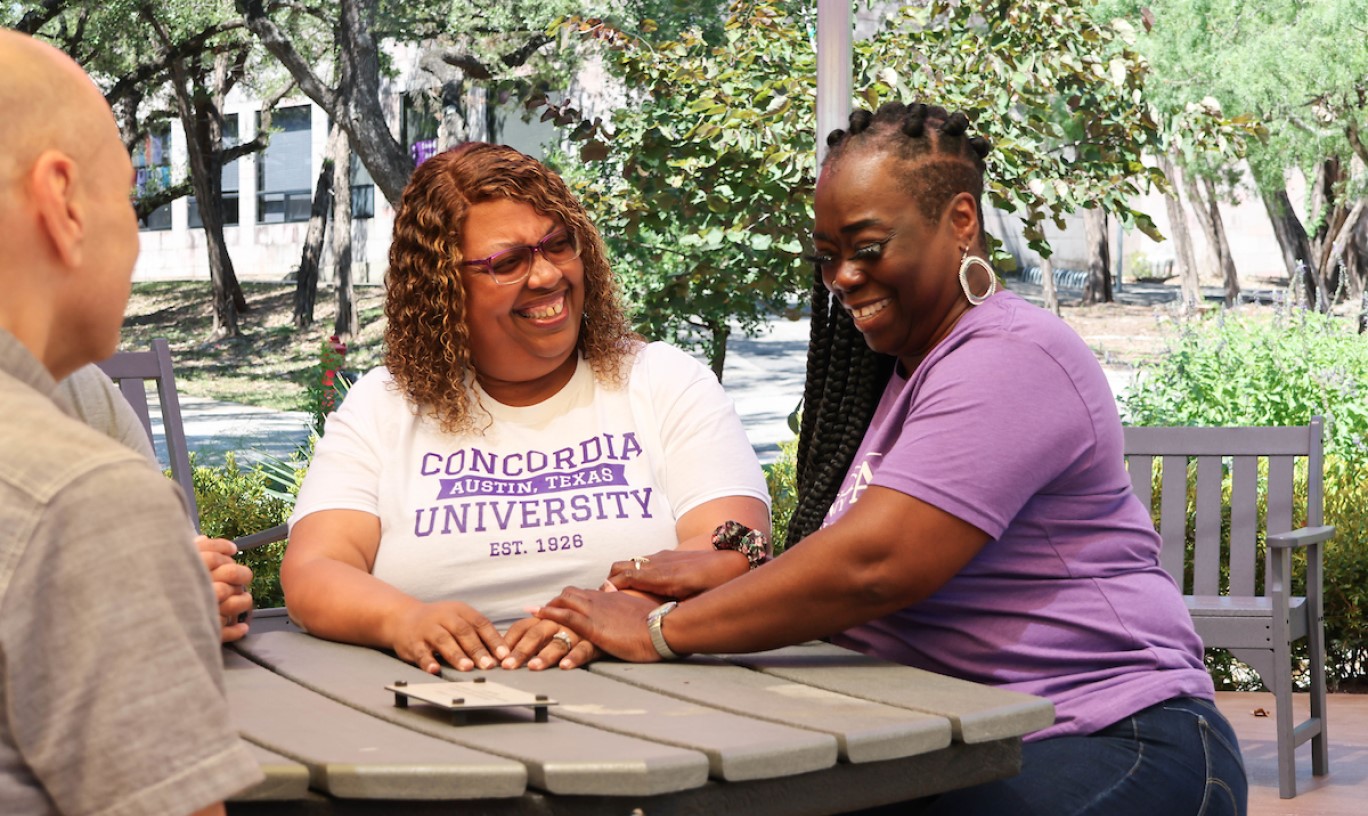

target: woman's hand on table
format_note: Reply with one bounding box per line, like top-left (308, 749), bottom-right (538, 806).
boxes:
top-left (606, 549), bottom-right (749, 600)
top-left (195, 535), bottom-right (254, 643)
top-left (534, 588), bottom-right (663, 662)
top-left (386, 601), bottom-right (509, 674)
top-left (501, 617), bottom-right (599, 671)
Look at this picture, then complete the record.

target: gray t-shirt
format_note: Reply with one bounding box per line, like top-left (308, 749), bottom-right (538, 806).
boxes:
top-left (53, 363), bottom-right (156, 461)
top-left (0, 330), bottom-right (262, 815)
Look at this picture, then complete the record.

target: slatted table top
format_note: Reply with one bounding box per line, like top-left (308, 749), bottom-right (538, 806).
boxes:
top-left (226, 610), bottom-right (1054, 815)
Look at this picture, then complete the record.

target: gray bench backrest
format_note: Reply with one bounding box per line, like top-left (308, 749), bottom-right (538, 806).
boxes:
top-left (1122, 419), bottom-right (1323, 596)
top-left (96, 337), bottom-right (200, 530)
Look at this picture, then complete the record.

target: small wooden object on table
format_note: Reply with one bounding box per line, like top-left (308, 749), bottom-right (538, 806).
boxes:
top-left (386, 678), bottom-right (557, 725)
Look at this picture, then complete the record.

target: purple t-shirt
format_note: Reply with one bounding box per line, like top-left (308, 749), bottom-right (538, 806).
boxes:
top-left (824, 291), bottom-right (1212, 741)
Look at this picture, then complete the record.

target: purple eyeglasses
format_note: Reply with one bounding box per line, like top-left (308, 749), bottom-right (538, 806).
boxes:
top-left (461, 229), bottom-right (581, 285)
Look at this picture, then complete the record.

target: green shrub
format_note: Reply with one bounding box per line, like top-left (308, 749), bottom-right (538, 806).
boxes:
top-left (1120, 308), bottom-right (1368, 466)
top-left (192, 453), bottom-right (296, 609)
top-left (764, 437), bottom-right (799, 555)
top-left (1320, 457), bottom-right (1368, 689)
top-left (303, 336), bottom-right (350, 436)
top-left (1123, 307), bottom-right (1368, 690)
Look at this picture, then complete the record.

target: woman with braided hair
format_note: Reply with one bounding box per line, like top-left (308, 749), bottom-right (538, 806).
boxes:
top-left (540, 103), bottom-right (1248, 814)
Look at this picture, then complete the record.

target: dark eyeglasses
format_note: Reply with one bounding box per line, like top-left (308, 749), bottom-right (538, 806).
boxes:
top-left (461, 229), bottom-right (581, 286)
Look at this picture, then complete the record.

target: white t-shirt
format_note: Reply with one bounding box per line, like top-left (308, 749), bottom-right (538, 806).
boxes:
top-left (291, 341), bottom-right (769, 625)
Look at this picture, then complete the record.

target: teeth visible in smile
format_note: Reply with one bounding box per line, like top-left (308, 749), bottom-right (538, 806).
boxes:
top-left (849, 299), bottom-right (890, 320)
top-left (518, 296), bottom-right (565, 319)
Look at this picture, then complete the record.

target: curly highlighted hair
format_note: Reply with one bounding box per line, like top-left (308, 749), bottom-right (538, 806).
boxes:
top-left (385, 142), bottom-right (634, 434)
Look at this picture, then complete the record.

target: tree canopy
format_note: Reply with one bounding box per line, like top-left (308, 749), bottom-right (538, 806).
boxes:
top-left (1101, 0), bottom-right (1368, 300)
top-left (546, 0), bottom-right (1208, 373)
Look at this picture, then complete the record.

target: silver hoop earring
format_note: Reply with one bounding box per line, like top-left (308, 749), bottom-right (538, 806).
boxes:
top-left (958, 250), bottom-right (996, 306)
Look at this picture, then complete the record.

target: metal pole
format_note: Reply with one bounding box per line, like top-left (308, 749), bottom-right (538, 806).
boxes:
top-left (815, 0), bottom-right (853, 169)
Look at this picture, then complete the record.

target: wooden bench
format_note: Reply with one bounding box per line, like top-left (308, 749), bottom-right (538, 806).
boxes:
top-left (1123, 419), bottom-right (1332, 798)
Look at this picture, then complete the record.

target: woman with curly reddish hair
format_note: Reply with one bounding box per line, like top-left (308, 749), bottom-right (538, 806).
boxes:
top-left (281, 143), bottom-right (770, 673)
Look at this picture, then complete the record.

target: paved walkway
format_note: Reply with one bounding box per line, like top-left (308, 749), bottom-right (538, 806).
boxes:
top-left (716, 316), bottom-right (1134, 463)
top-left (159, 315), bottom-right (1133, 469)
top-left (149, 397), bottom-right (312, 470)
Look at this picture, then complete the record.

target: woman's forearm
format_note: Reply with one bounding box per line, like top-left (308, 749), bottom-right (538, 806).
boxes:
top-left (659, 538), bottom-right (894, 654)
top-left (660, 487), bottom-right (989, 655)
top-left (281, 555), bottom-right (421, 647)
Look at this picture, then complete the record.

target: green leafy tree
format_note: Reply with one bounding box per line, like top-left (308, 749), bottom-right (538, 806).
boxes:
top-left (548, 2), bottom-right (817, 378)
top-left (5, 0), bottom-right (287, 338)
top-left (545, 0), bottom-right (1215, 372)
top-left (239, 0), bottom-right (414, 204)
top-left (238, 0), bottom-right (725, 206)
top-left (864, 1), bottom-right (1165, 256)
top-left (1102, 0), bottom-right (1368, 307)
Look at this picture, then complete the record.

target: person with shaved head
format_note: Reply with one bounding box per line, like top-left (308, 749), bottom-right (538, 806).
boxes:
top-left (0, 29), bottom-right (263, 815)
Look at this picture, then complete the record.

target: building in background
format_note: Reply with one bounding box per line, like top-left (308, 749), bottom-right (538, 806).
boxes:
top-left (131, 43), bottom-right (573, 285)
top-left (134, 32), bottom-right (1287, 293)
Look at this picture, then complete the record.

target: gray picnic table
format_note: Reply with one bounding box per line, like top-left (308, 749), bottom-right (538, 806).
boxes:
top-left (226, 610), bottom-right (1054, 815)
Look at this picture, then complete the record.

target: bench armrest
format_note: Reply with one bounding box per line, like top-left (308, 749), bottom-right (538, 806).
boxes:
top-left (1267, 525), bottom-right (1335, 550)
top-left (235, 523), bottom-right (289, 553)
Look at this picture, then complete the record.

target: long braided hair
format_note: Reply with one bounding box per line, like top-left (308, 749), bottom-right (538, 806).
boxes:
top-left (783, 101), bottom-right (992, 549)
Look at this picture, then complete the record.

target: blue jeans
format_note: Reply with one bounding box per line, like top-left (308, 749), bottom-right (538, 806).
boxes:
top-left (918, 696), bottom-right (1248, 816)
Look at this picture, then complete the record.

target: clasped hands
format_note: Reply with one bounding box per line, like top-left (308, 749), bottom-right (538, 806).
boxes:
top-left (387, 548), bottom-right (747, 672)
top-left (385, 601), bottom-right (597, 674)
top-left (196, 535), bottom-right (254, 644)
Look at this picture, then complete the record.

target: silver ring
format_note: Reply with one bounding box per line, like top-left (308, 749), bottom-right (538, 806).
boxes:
top-left (631, 556), bottom-right (650, 568)
top-left (552, 631), bottom-right (574, 650)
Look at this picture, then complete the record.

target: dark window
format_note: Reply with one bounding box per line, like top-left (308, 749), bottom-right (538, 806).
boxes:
top-left (256, 105), bottom-right (313, 223)
top-left (188, 114), bottom-right (240, 228)
top-left (134, 126), bottom-right (173, 231)
top-left (350, 153), bottom-right (374, 219)
top-left (401, 92), bottom-right (440, 169)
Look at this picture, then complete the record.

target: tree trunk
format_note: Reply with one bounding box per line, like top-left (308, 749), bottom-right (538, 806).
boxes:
top-left (1259, 184), bottom-right (1317, 307)
top-left (158, 46), bottom-right (246, 338)
top-left (243, 0), bottom-right (414, 205)
top-left (706, 319), bottom-right (730, 383)
top-left (336, 0), bottom-right (411, 205)
top-left (295, 124), bottom-right (344, 327)
top-left (1305, 158), bottom-right (1344, 310)
top-left (1082, 207), bottom-right (1112, 305)
top-left (1184, 173), bottom-right (1241, 306)
top-left (1040, 254), bottom-right (1059, 315)
top-left (1157, 155), bottom-right (1201, 311)
top-left (1347, 205), bottom-right (1368, 302)
top-left (332, 132), bottom-right (358, 338)
top-left (1203, 177), bottom-right (1241, 307)
top-left (1320, 199), bottom-right (1367, 307)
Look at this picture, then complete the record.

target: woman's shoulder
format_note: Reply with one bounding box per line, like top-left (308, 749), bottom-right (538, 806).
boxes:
top-left (964, 291), bottom-right (1094, 359)
top-left (942, 291), bottom-right (1115, 416)
top-left (627, 341), bottom-right (718, 388)
top-left (337, 366), bottom-right (409, 410)
top-left (633, 340), bottom-right (707, 372)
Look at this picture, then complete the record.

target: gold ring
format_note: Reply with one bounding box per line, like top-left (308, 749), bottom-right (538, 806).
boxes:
top-left (632, 556), bottom-right (650, 568)
top-left (552, 631), bottom-right (574, 649)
